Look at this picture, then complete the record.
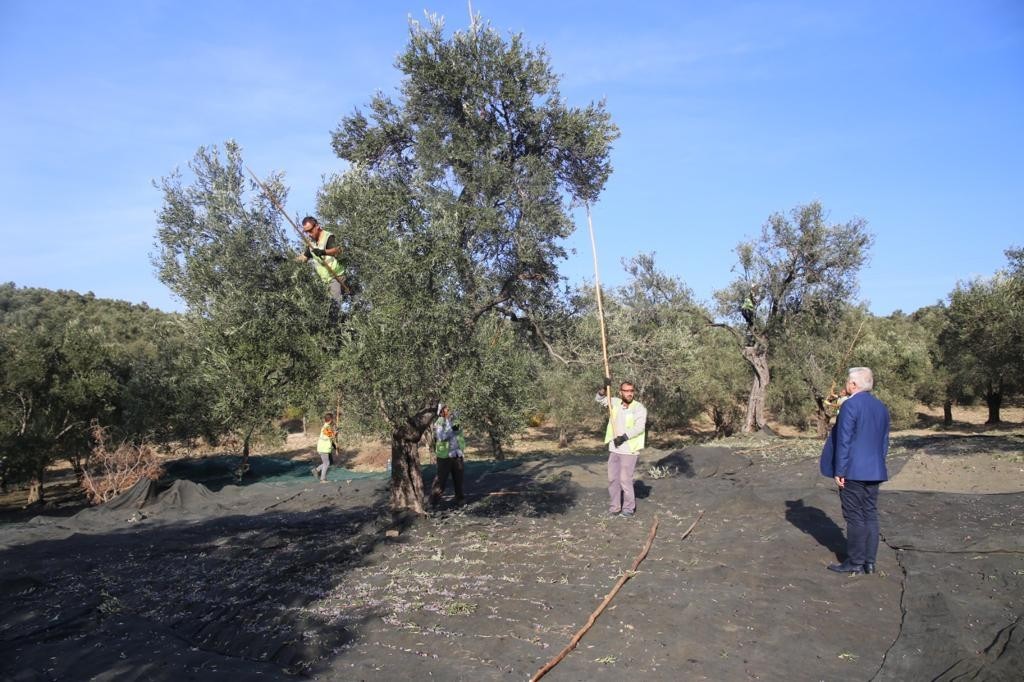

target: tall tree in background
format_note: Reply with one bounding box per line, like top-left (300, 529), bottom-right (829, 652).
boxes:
top-left (937, 248), bottom-right (1024, 424)
top-left (715, 202), bottom-right (872, 432)
top-left (155, 142), bottom-right (330, 474)
top-left (321, 14), bottom-right (617, 513)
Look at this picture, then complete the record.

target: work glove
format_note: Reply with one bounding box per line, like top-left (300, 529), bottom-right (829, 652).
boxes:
top-left (604, 376), bottom-right (612, 388)
top-left (310, 247), bottom-right (327, 258)
top-left (613, 434), bottom-right (628, 447)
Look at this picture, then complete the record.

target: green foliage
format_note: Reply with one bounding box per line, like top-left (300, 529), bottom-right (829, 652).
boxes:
top-left (321, 16), bottom-right (617, 440)
top-left (715, 201), bottom-right (874, 431)
top-left (936, 248), bottom-right (1024, 420)
top-left (717, 202), bottom-right (872, 332)
top-left (0, 285), bottom-right (203, 496)
top-left (154, 141), bottom-right (331, 455)
top-left (0, 320), bottom-right (121, 494)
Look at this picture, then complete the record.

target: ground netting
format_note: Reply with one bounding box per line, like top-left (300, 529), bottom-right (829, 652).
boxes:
top-left (163, 454), bottom-right (384, 489)
top-left (0, 446), bottom-right (1020, 680)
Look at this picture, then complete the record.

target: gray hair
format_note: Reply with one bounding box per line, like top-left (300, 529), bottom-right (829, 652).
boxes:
top-left (848, 367), bottom-right (874, 391)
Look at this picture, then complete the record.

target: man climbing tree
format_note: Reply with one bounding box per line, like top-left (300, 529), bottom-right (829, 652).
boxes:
top-left (319, 14), bottom-right (618, 513)
top-left (296, 216), bottom-right (347, 305)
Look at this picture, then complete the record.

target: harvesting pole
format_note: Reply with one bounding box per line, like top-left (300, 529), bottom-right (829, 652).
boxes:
top-left (244, 165), bottom-right (350, 294)
top-left (586, 203), bottom-right (614, 422)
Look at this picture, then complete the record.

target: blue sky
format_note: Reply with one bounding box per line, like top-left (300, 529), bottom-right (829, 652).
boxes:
top-left (1, 0), bottom-right (1021, 315)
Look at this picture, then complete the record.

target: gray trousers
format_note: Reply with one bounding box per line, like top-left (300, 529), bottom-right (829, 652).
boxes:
top-left (315, 452), bottom-right (330, 481)
top-left (608, 451), bottom-right (638, 513)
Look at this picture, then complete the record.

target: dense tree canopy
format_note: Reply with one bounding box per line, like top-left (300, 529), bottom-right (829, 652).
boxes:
top-left (319, 15), bottom-right (618, 512)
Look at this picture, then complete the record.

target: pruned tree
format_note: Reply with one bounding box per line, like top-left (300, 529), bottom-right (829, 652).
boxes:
top-left (715, 202), bottom-right (872, 432)
top-left (154, 141), bottom-right (330, 474)
top-left (320, 14), bottom-right (618, 513)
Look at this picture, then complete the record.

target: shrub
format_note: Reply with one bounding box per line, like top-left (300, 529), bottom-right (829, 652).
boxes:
top-left (80, 426), bottom-right (165, 504)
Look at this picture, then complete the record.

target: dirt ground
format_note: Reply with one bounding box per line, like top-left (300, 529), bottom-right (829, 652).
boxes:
top-left (1, 407), bottom-right (1022, 680)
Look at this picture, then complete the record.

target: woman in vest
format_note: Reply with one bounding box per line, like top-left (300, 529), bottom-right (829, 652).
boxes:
top-left (313, 412), bottom-right (336, 483)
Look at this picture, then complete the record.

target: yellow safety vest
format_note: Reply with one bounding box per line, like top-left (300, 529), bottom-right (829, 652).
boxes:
top-left (312, 229), bottom-right (345, 284)
top-left (604, 400), bottom-right (645, 454)
top-left (317, 422), bottom-right (336, 454)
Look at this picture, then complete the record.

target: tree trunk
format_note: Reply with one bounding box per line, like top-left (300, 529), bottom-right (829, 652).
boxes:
top-left (489, 431), bottom-right (505, 460)
top-left (985, 390), bottom-right (1002, 425)
top-left (390, 435), bottom-right (426, 514)
top-left (26, 464), bottom-right (45, 506)
top-left (389, 407), bottom-right (436, 514)
top-left (239, 425), bottom-right (256, 480)
top-left (943, 399), bottom-right (953, 426)
top-left (741, 342), bottom-right (770, 433)
top-left (813, 395), bottom-right (830, 438)
top-left (558, 426), bottom-right (568, 448)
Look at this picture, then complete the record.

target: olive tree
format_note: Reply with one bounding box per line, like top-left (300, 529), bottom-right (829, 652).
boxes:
top-left (320, 15), bottom-right (617, 512)
top-left (155, 142), bottom-right (330, 473)
top-left (937, 248), bottom-right (1024, 424)
top-left (715, 202), bottom-right (872, 432)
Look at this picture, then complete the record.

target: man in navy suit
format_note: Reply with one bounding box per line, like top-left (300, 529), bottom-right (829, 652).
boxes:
top-left (819, 367), bottom-right (890, 575)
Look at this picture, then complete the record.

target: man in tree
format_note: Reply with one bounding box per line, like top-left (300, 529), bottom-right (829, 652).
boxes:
top-left (596, 380), bottom-right (647, 518)
top-left (297, 216), bottom-right (346, 304)
top-left (819, 367), bottom-right (890, 575)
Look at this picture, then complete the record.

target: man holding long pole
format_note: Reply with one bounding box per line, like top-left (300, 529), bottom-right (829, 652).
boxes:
top-left (596, 380), bottom-right (647, 518)
top-left (295, 216), bottom-right (346, 304)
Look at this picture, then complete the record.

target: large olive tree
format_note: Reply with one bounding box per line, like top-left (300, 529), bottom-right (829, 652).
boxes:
top-left (320, 15), bottom-right (618, 513)
top-left (715, 202), bottom-right (872, 432)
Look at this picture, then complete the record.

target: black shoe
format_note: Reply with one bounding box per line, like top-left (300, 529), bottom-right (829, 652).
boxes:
top-left (863, 562), bottom-right (876, 575)
top-left (827, 561), bottom-right (865, 574)
top-left (620, 510), bottom-right (635, 518)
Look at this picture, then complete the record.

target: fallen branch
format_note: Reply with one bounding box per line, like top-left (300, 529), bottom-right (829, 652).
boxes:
top-left (531, 511), bottom-right (704, 680)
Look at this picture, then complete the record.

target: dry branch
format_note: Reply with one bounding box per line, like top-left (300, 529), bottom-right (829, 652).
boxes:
top-left (530, 510), bottom-right (704, 680)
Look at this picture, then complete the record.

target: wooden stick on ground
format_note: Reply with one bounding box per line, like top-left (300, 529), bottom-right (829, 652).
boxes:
top-left (530, 511), bottom-right (704, 681)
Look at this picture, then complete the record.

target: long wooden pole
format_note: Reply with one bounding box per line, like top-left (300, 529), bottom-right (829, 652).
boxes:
top-left (586, 204), bottom-right (614, 420)
top-left (244, 165), bottom-right (350, 293)
top-left (530, 511), bottom-right (703, 681)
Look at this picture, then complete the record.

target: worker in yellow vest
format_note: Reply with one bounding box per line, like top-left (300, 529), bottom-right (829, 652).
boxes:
top-left (297, 216), bottom-right (346, 304)
top-left (596, 380), bottom-right (648, 518)
top-left (312, 412), bottom-right (337, 483)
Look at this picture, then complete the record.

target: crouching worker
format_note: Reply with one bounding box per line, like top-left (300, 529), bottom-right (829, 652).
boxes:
top-left (596, 380), bottom-right (647, 518)
top-left (312, 412), bottom-right (337, 483)
top-left (430, 405), bottom-right (466, 506)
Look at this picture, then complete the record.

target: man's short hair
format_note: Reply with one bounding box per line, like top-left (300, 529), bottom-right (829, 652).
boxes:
top-left (620, 381), bottom-right (635, 390)
top-left (848, 367), bottom-right (874, 391)
top-left (323, 412), bottom-right (335, 421)
top-left (302, 216), bottom-right (319, 227)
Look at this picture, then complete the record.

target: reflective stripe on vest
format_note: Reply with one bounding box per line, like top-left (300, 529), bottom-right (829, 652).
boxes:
top-left (313, 229), bottom-right (345, 284)
top-left (604, 400), bottom-right (645, 453)
top-left (317, 423), bottom-right (335, 454)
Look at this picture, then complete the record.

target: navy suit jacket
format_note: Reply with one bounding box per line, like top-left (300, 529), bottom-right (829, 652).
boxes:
top-left (819, 391), bottom-right (890, 482)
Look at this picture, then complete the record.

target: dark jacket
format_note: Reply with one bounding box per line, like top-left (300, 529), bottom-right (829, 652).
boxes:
top-left (819, 391), bottom-right (890, 481)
